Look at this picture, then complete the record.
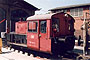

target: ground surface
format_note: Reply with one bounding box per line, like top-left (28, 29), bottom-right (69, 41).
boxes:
top-left (0, 47), bottom-right (76, 60)
top-left (0, 46), bottom-right (89, 60)
top-left (0, 47), bottom-right (49, 60)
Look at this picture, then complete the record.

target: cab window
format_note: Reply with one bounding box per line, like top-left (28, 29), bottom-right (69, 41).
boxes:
top-left (40, 21), bottom-right (46, 33)
top-left (52, 18), bottom-right (60, 32)
top-left (28, 21), bottom-right (38, 32)
top-left (68, 20), bottom-right (74, 32)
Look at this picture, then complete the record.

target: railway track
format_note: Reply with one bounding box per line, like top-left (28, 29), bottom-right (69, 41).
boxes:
top-left (7, 43), bottom-right (80, 60)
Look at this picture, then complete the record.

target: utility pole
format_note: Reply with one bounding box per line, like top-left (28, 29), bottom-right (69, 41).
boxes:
top-left (77, 12), bottom-right (90, 60)
top-left (83, 12), bottom-right (87, 56)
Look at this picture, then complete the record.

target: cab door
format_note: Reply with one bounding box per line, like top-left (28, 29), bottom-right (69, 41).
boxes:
top-left (39, 20), bottom-right (51, 53)
top-left (27, 21), bottom-right (39, 50)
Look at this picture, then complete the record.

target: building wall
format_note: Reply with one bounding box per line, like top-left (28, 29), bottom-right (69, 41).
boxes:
top-left (73, 6), bottom-right (90, 39)
top-left (71, 6), bottom-right (90, 39)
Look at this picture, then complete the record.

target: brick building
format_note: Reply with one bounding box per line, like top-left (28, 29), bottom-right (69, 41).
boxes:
top-left (0, 0), bottom-right (39, 35)
top-left (49, 3), bottom-right (90, 39)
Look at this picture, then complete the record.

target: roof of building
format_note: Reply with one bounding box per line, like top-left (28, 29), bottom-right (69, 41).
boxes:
top-left (9, 0), bottom-right (39, 11)
top-left (49, 3), bottom-right (90, 11)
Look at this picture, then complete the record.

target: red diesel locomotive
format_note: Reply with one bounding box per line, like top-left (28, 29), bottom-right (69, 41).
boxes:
top-left (6, 12), bottom-right (75, 55)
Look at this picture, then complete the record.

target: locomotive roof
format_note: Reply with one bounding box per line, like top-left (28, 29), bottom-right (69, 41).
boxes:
top-left (27, 13), bottom-right (55, 20)
top-left (26, 12), bottom-right (75, 21)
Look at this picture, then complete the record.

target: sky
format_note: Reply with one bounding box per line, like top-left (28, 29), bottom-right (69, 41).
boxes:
top-left (24, 0), bottom-right (90, 14)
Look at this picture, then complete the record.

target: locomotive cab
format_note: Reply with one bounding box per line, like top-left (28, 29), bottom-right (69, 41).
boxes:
top-left (27, 12), bottom-right (75, 55)
top-left (51, 13), bottom-right (75, 55)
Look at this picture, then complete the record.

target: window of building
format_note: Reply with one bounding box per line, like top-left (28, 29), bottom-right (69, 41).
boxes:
top-left (70, 8), bottom-right (83, 17)
top-left (78, 8), bottom-right (83, 16)
top-left (70, 9), bottom-right (75, 16)
top-left (75, 8), bottom-right (78, 16)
